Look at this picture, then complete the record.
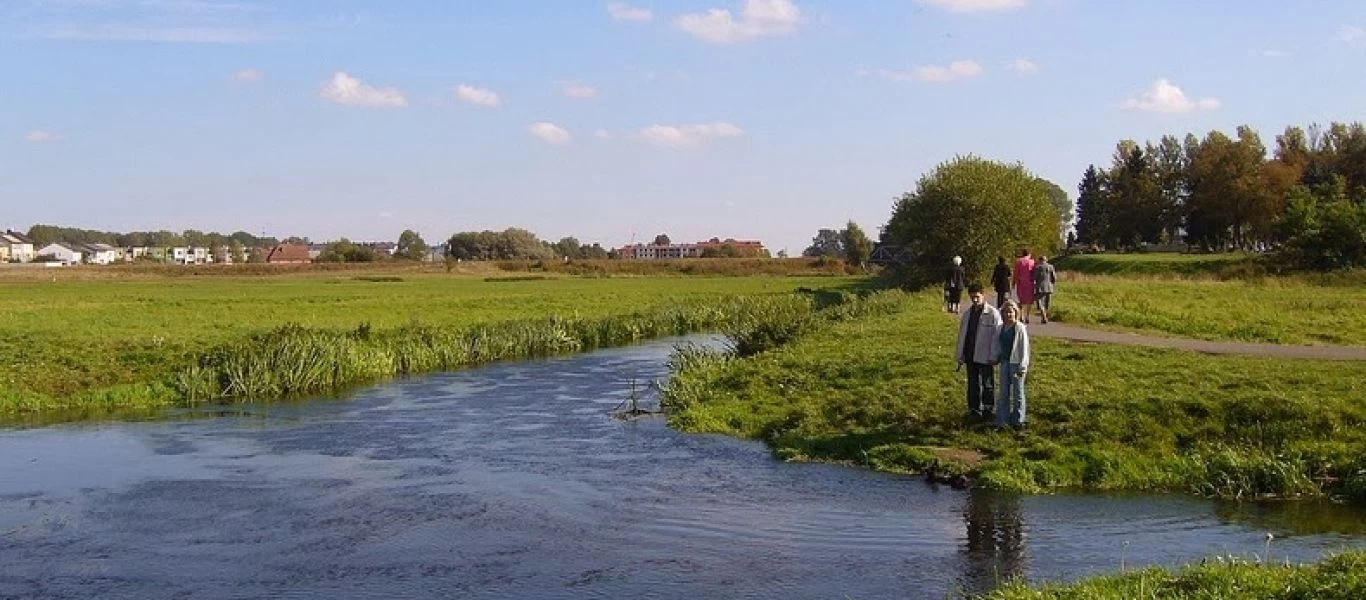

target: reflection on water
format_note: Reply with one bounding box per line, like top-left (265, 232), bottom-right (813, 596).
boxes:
top-left (962, 491), bottom-right (1026, 593)
top-left (1, 336), bottom-right (1362, 600)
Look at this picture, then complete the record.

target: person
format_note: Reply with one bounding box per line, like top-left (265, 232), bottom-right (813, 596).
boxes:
top-left (1031, 255), bottom-right (1057, 324)
top-left (990, 256), bottom-right (1011, 308)
top-left (1013, 249), bottom-right (1036, 323)
top-left (945, 256), bottom-right (967, 314)
top-left (956, 284), bottom-right (1001, 420)
top-left (996, 301), bottom-right (1030, 430)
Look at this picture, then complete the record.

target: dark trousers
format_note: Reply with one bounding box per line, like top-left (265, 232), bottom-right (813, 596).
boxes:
top-left (995, 291), bottom-right (1008, 308)
top-left (966, 362), bottom-right (995, 417)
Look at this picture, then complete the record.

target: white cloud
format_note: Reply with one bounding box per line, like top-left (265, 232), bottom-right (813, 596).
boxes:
top-left (1338, 25), bottom-right (1365, 45)
top-left (528, 122), bottom-right (572, 145)
top-left (675, 0), bottom-right (802, 44)
top-left (593, 129), bottom-right (613, 139)
top-left (859, 60), bottom-right (983, 83)
top-left (1007, 58), bottom-right (1038, 75)
top-left (915, 0), bottom-right (1027, 13)
top-left (25, 130), bottom-right (62, 143)
top-left (318, 72), bottom-right (408, 108)
top-left (232, 68), bottom-right (262, 83)
top-left (1260, 49), bottom-right (1292, 58)
top-left (454, 84), bottom-right (502, 108)
top-left (636, 122), bottom-right (745, 148)
top-left (560, 81), bottom-right (597, 99)
top-left (1121, 79), bottom-right (1219, 114)
top-left (607, 2), bottom-right (652, 22)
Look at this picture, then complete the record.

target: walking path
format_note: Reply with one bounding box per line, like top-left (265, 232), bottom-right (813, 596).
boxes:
top-left (1026, 320), bottom-right (1366, 361)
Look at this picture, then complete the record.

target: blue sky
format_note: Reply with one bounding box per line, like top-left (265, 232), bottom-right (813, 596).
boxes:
top-left (3, 0), bottom-right (1365, 253)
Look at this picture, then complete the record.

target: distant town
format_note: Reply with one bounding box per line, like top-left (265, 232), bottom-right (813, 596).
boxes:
top-left (0, 227), bottom-right (770, 266)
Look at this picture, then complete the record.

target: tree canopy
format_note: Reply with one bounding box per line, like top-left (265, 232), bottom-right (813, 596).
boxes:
top-left (802, 229), bottom-right (843, 257)
top-left (395, 230), bottom-right (428, 260)
top-left (840, 221), bottom-right (873, 268)
top-left (884, 156), bottom-right (1062, 286)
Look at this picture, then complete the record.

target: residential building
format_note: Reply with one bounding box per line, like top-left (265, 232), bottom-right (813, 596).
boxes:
top-left (2, 230), bottom-right (36, 262)
top-left (36, 242), bottom-right (83, 265)
top-left (0, 245), bottom-right (9, 262)
top-left (356, 241), bottom-right (398, 258)
top-left (261, 243), bottom-right (312, 264)
top-left (615, 237), bottom-right (766, 260)
top-left (82, 243), bottom-right (120, 265)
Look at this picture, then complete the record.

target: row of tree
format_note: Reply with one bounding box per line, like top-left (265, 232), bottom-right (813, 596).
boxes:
top-left (1075, 122), bottom-right (1366, 268)
top-left (444, 228), bottom-right (611, 261)
top-left (24, 225), bottom-right (284, 251)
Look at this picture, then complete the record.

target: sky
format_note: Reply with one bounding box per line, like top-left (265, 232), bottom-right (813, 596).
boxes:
top-left (3, 0), bottom-right (1365, 254)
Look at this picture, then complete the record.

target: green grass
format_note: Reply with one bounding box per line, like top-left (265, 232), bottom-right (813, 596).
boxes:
top-left (1052, 253), bottom-right (1260, 277)
top-left (662, 292), bottom-right (1366, 503)
top-left (0, 271), bottom-right (859, 421)
top-left (1049, 276), bottom-right (1366, 346)
top-left (980, 550), bottom-right (1366, 599)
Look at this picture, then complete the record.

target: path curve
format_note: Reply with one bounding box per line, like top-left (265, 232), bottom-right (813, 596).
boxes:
top-left (1028, 321), bottom-right (1366, 361)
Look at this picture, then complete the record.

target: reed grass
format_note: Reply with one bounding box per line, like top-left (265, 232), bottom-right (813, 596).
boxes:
top-left (978, 550), bottom-right (1366, 599)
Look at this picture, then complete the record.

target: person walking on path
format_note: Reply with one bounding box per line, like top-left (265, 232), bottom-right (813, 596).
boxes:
top-left (991, 256), bottom-right (1011, 308)
top-left (1013, 249), bottom-right (1036, 323)
top-left (1031, 255), bottom-right (1057, 324)
top-left (996, 301), bottom-right (1031, 430)
top-left (945, 256), bottom-right (967, 314)
top-left (955, 284), bottom-right (1002, 420)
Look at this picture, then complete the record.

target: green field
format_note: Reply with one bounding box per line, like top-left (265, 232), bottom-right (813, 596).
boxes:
top-left (1051, 252), bottom-right (1259, 277)
top-left (663, 291), bottom-right (1366, 503)
top-left (980, 550), bottom-right (1365, 599)
top-left (0, 270), bottom-right (856, 420)
top-left (1049, 275), bottom-right (1366, 346)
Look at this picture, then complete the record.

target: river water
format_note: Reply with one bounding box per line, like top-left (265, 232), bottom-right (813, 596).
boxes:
top-left (1, 337), bottom-right (1362, 599)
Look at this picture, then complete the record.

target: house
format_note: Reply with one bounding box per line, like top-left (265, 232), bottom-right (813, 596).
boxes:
top-left (36, 242), bottom-right (83, 265)
top-left (82, 243), bottom-right (120, 265)
top-left (307, 243), bottom-right (327, 260)
top-left (0, 245), bottom-right (9, 262)
top-left (614, 237), bottom-right (767, 260)
top-left (261, 243), bottom-right (311, 264)
top-left (356, 241), bottom-right (398, 258)
top-left (190, 247), bottom-right (210, 264)
top-left (2, 230), bottom-right (36, 263)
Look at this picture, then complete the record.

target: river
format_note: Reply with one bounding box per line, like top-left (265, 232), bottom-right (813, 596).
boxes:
top-left (1, 337), bottom-right (1362, 599)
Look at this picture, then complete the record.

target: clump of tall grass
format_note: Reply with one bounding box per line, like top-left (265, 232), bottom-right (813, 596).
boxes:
top-left (173, 296), bottom-right (790, 403)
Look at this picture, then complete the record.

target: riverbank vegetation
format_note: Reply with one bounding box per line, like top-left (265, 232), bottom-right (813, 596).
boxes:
top-left (0, 273), bottom-right (859, 422)
top-left (979, 550), bottom-right (1365, 599)
top-left (661, 291), bottom-right (1366, 504)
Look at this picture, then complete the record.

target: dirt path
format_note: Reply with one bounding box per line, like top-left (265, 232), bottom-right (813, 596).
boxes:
top-left (1028, 321), bottom-right (1366, 361)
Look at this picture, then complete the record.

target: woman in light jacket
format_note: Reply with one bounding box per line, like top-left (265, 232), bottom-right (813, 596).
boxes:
top-left (996, 300), bottom-right (1031, 429)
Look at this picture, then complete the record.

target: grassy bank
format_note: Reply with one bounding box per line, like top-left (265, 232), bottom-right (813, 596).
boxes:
top-left (0, 272), bottom-right (859, 422)
top-left (662, 291), bottom-right (1366, 503)
top-left (980, 550), bottom-right (1365, 599)
top-left (1049, 275), bottom-right (1366, 346)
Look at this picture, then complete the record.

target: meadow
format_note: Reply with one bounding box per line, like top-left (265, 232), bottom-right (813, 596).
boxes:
top-left (662, 290), bottom-right (1366, 504)
top-left (0, 265), bottom-right (857, 421)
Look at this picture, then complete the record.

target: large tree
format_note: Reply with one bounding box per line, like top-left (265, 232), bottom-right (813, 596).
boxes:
top-left (395, 230), bottom-right (428, 260)
top-left (884, 156), bottom-right (1061, 286)
top-left (1037, 179), bottom-right (1073, 240)
top-left (840, 221), bottom-right (873, 268)
top-left (1074, 165), bottom-right (1106, 246)
top-left (652, 233), bottom-right (672, 246)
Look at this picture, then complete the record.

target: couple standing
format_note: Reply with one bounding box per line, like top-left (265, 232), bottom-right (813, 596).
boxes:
top-left (955, 285), bottom-right (1030, 429)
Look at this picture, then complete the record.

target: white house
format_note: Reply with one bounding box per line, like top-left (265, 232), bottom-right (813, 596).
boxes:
top-left (82, 243), bottom-right (120, 265)
top-left (2, 230), bottom-right (36, 262)
top-left (37, 242), bottom-right (83, 265)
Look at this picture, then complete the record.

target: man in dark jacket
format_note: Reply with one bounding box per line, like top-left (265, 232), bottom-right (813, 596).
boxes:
top-left (990, 256), bottom-right (1011, 308)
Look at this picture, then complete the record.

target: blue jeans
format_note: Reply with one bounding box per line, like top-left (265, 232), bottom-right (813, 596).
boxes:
top-left (997, 363), bottom-right (1026, 427)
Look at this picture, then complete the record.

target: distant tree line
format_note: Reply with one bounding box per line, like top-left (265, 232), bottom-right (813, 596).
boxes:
top-left (24, 225), bottom-right (281, 251)
top-left (445, 228), bottom-right (610, 261)
top-left (1076, 121), bottom-right (1366, 269)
